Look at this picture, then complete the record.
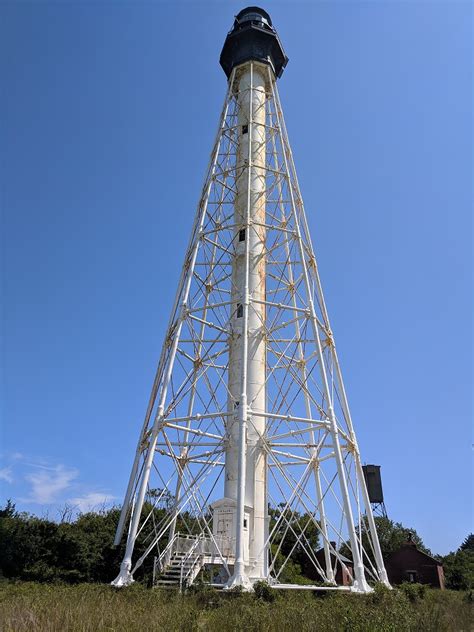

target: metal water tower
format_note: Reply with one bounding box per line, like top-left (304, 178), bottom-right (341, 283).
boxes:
top-left (112, 6), bottom-right (390, 592)
top-left (362, 464), bottom-right (388, 518)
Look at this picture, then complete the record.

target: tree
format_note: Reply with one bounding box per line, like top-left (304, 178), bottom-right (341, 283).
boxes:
top-left (339, 516), bottom-right (429, 567)
top-left (268, 507), bottom-right (320, 583)
top-left (371, 516), bottom-right (429, 557)
top-left (443, 535), bottom-right (474, 590)
top-left (459, 534), bottom-right (474, 552)
top-left (0, 502), bottom-right (141, 583)
top-left (0, 499), bottom-right (199, 584)
top-left (0, 499), bottom-right (16, 519)
top-left (0, 509), bottom-right (61, 581)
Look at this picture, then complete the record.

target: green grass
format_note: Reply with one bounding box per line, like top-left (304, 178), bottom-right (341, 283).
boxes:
top-left (0, 582), bottom-right (472, 632)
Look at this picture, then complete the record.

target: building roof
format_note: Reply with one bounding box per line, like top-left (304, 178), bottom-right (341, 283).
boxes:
top-left (386, 541), bottom-right (443, 566)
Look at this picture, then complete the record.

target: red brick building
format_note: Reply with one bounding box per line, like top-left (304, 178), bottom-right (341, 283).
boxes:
top-left (314, 542), bottom-right (354, 586)
top-left (385, 538), bottom-right (445, 588)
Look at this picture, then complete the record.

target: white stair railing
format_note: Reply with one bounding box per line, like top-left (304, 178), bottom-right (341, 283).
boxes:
top-left (154, 531), bottom-right (180, 577)
top-left (179, 535), bottom-right (205, 591)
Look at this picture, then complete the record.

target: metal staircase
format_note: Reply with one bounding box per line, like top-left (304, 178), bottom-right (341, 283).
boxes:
top-left (153, 534), bottom-right (205, 590)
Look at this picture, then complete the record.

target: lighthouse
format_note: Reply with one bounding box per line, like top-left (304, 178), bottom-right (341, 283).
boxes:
top-left (112, 7), bottom-right (389, 592)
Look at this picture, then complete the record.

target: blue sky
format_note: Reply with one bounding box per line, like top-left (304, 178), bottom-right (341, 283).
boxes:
top-left (1, 1), bottom-right (471, 554)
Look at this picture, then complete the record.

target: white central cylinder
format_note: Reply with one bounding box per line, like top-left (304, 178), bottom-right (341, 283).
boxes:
top-left (225, 64), bottom-right (267, 580)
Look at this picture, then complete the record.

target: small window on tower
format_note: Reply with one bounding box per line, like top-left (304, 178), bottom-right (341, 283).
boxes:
top-left (242, 124), bottom-right (248, 135)
top-left (239, 228), bottom-right (246, 242)
top-left (237, 303), bottom-right (243, 318)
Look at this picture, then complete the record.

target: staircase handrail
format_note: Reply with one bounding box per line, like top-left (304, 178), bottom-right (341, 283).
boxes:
top-left (156, 531), bottom-right (179, 574)
top-left (179, 534), bottom-right (205, 591)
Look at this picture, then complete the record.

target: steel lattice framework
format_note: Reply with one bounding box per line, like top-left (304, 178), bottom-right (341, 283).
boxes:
top-left (112, 52), bottom-right (390, 592)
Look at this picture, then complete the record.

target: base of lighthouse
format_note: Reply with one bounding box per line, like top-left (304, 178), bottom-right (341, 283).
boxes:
top-left (210, 498), bottom-right (268, 586)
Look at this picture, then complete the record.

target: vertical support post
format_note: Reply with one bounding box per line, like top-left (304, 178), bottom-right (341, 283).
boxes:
top-left (269, 69), bottom-right (370, 593)
top-left (166, 117), bottom-right (236, 562)
top-left (268, 98), bottom-right (334, 584)
top-left (114, 71), bottom-right (236, 550)
top-left (314, 463), bottom-right (335, 584)
top-left (111, 77), bottom-right (234, 587)
top-left (271, 78), bottom-right (390, 589)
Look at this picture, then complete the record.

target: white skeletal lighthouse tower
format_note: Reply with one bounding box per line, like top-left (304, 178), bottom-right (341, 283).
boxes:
top-left (112, 7), bottom-right (390, 592)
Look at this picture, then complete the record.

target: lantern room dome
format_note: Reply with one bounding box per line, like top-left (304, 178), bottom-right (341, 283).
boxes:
top-left (220, 6), bottom-right (288, 79)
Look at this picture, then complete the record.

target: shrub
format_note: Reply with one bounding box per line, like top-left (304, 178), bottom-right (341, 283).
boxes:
top-left (369, 581), bottom-right (392, 604)
top-left (399, 581), bottom-right (427, 602)
top-left (253, 580), bottom-right (277, 602)
top-left (443, 549), bottom-right (474, 590)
